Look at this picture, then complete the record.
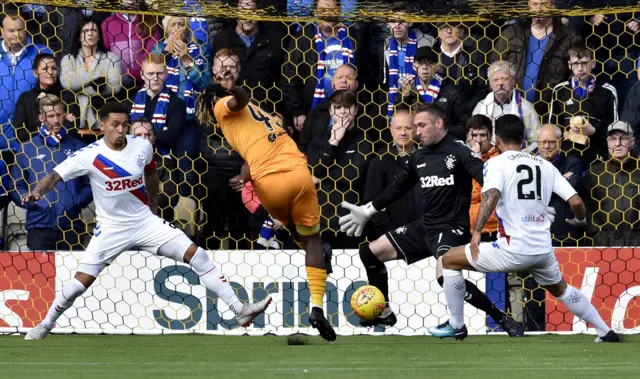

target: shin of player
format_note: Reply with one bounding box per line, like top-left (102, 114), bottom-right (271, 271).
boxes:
top-left (25, 103), bottom-right (269, 340)
top-left (430, 115), bottom-right (620, 342)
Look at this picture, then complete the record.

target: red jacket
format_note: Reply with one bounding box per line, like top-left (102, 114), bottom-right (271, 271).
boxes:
top-left (102, 14), bottom-right (161, 85)
top-left (469, 146), bottom-right (500, 234)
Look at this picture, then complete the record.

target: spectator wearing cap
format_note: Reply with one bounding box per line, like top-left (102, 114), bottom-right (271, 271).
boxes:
top-left (0, 10), bottom-right (52, 153)
top-left (584, 121), bottom-right (640, 246)
top-left (363, 108), bottom-right (424, 238)
top-left (492, 0), bottom-right (581, 120)
top-left (13, 53), bottom-right (79, 142)
top-left (10, 95), bottom-right (92, 251)
top-left (398, 46), bottom-right (472, 140)
top-left (472, 60), bottom-right (541, 152)
top-left (434, 21), bottom-right (490, 102)
top-left (307, 89), bottom-right (372, 248)
top-left (549, 42), bottom-right (618, 165)
top-left (281, 0), bottom-right (365, 132)
top-left (211, 0), bottom-right (285, 115)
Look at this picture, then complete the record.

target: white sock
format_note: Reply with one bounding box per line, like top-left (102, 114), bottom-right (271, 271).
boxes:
top-left (42, 278), bottom-right (87, 327)
top-left (190, 247), bottom-right (244, 315)
top-left (443, 269), bottom-right (465, 329)
top-left (557, 285), bottom-right (611, 337)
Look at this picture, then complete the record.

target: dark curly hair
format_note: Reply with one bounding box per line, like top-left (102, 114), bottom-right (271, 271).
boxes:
top-left (195, 82), bottom-right (231, 126)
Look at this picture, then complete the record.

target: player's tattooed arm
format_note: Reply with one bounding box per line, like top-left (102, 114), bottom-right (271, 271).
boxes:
top-left (226, 85), bottom-right (250, 112)
top-left (474, 188), bottom-right (500, 233)
top-left (145, 168), bottom-right (160, 215)
top-left (22, 171), bottom-right (62, 205)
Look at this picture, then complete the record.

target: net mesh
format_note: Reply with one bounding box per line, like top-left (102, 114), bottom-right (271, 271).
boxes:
top-left (0, 0), bottom-right (639, 335)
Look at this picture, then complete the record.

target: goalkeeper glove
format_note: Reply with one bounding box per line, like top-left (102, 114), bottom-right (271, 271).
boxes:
top-left (339, 201), bottom-right (379, 237)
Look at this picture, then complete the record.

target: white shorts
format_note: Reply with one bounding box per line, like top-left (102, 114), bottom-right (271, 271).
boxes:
top-left (80, 215), bottom-right (186, 266)
top-left (465, 242), bottom-right (563, 286)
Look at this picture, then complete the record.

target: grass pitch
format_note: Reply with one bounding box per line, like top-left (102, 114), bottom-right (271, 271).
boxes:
top-left (1, 334), bottom-right (637, 379)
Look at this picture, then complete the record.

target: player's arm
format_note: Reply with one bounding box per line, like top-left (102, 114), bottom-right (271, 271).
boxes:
top-left (21, 171), bottom-right (62, 205)
top-left (230, 162), bottom-right (250, 192)
top-left (217, 69), bottom-right (249, 112)
top-left (473, 188), bottom-right (500, 233)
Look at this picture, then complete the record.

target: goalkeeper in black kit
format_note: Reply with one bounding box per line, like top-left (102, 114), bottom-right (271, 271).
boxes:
top-left (339, 103), bottom-right (523, 336)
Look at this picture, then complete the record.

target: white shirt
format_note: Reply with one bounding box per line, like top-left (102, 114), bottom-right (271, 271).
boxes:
top-left (54, 136), bottom-right (155, 226)
top-left (482, 150), bottom-right (577, 254)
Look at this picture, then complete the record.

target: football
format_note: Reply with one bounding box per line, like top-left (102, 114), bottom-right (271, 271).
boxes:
top-left (350, 285), bottom-right (386, 321)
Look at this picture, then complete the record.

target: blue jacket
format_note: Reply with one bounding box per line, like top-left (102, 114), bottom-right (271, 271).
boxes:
top-left (0, 36), bottom-right (52, 152)
top-left (10, 132), bottom-right (92, 231)
top-left (150, 39), bottom-right (211, 121)
top-left (0, 158), bottom-right (8, 197)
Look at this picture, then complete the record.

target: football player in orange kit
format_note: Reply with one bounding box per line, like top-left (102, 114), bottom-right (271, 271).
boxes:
top-left (195, 70), bottom-right (336, 342)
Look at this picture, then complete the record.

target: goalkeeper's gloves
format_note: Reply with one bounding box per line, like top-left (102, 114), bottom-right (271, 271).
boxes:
top-left (546, 206), bottom-right (556, 223)
top-left (339, 201), bottom-right (379, 237)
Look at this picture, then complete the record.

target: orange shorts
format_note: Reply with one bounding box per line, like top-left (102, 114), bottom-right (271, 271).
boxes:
top-left (251, 169), bottom-right (320, 236)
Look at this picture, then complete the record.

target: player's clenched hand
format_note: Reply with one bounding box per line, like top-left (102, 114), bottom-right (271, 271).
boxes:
top-left (216, 69), bottom-right (236, 91)
top-left (470, 232), bottom-right (481, 262)
top-left (566, 217), bottom-right (588, 226)
top-left (229, 175), bottom-right (245, 192)
top-left (22, 191), bottom-right (42, 206)
top-left (546, 206), bottom-right (556, 223)
top-left (338, 201), bottom-right (378, 237)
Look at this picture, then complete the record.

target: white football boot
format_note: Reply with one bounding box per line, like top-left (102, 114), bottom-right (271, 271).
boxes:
top-left (24, 324), bottom-right (53, 340)
top-left (235, 297), bottom-right (273, 327)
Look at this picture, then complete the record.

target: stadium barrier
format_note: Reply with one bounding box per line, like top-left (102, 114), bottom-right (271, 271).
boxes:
top-left (1, 247), bottom-right (638, 335)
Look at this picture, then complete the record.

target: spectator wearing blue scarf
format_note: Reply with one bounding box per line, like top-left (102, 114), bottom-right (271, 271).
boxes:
top-left (282, 0), bottom-right (364, 133)
top-left (10, 95), bottom-right (92, 251)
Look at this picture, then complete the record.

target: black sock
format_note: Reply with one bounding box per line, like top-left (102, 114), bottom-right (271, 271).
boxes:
top-left (359, 244), bottom-right (389, 303)
top-left (437, 276), bottom-right (504, 322)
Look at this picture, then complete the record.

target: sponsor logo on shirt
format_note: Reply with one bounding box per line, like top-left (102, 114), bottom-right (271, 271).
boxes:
top-left (522, 214), bottom-right (546, 223)
top-left (105, 176), bottom-right (144, 191)
top-left (420, 174), bottom-right (455, 188)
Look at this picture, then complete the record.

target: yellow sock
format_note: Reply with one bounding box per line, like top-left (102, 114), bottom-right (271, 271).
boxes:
top-left (306, 266), bottom-right (327, 310)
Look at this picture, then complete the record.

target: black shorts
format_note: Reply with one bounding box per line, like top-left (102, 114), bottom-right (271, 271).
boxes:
top-left (385, 221), bottom-right (470, 264)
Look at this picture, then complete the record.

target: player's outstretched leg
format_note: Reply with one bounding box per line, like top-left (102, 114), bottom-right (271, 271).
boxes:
top-left (165, 237), bottom-right (271, 327)
top-left (358, 238), bottom-right (397, 328)
top-left (545, 281), bottom-right (622, 343)
top-left (297, 231), bottom-right (336, 342)
top-left (26, 268), bottom-right (102, 340)
top-left (435, 257), bottom-right (523, 337)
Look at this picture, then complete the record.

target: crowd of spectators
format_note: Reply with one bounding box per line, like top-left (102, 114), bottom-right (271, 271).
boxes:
top-left (0, 0), bottom-right (638, 259)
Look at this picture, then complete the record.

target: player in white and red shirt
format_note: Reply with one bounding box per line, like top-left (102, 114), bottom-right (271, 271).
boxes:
top-left (428, 114), bottom-right (621, 343)
top-left (24, 103), bottom-right (270, 340)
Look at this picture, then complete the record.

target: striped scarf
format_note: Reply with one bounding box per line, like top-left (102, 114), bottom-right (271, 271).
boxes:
top-left (131, 87), bottom-right (171, 156)
top-left (312, 24), bottom-right (354, 109)
top-left (40, 124), bottom-right (66, 147)
top-left (387, 29), bottom-right (417, 117)
top-left (165, 41), bottom-right (201, 116)
top-left (415, 74), bottom-right (442, 104)
top-left (571, 74), bottom-right (596, 100)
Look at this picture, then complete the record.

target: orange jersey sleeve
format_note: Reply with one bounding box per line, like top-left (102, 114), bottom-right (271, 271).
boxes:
top-left (213, 97), bottom-right (307, 180)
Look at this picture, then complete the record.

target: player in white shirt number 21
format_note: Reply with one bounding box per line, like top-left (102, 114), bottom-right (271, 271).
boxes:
top-left (428, 114), bottom-right (622, 343)
top-left (24, 102), bottom-right (271, 340)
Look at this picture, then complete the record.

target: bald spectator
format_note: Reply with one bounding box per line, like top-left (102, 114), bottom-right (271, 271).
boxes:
top-left (538, 124), bottom-right (584, 244)
top-left (0, 10), bottom-right (51, 152)
top-left (281, 0), bottom-right (365, 132)
top-left (473, 61), bottom-right (541, 152)
top-left (298, 64), bottom-right (360, 153)
top-left (363, 108), bottom-right (424, 237)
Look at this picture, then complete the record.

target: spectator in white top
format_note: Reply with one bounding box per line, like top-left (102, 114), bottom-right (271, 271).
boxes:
top-left (472, 60), bottom-right (541, 152)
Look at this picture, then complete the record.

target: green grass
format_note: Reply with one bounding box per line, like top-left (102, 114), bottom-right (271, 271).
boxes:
top-left (1, 334), bottom-right (638, 379)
